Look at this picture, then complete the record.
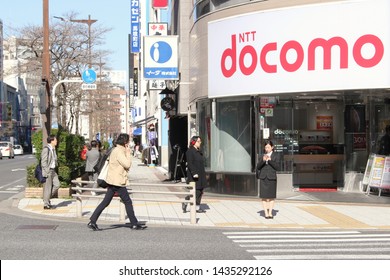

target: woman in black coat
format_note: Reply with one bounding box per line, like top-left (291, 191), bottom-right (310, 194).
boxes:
top-left (183, 136), bottom-right (207, 213)
top-left (256, 140), bottom-right (281, 219)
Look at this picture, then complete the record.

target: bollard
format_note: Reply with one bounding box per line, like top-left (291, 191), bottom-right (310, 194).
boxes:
top-left (189, 182), bottom-right (196, 224)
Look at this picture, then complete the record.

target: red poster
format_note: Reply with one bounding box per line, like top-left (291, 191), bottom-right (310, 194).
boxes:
top-left (316, 116), bottom-right (333, 130)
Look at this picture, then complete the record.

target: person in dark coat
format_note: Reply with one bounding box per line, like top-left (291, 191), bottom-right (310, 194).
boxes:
top-left (256, 140), bottom-right (281, 219)
top-left (183, 136), bottom-right (207, 213)
top-left (378, 125), bottom-right (390, 156)
top-left (85, 140), bottom-right (101, 195)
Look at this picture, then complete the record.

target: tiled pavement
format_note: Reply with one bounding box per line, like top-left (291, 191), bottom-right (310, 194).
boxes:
top-left (17, 158), bottom-right (390, 229)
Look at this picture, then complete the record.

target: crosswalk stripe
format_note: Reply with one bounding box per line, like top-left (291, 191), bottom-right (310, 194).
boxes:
top-left (233, 238), bottom-right (390, 243)
top-left (223, 231), bottom-right (360, 235)
top-left (247, 248), bottom-right (390, 253)
top-left (228, 234), bottom-right (390, 239)
top-left (253, 254), bottom-right (388, 260)
top-left (224, 230), bottom-right (390, 259)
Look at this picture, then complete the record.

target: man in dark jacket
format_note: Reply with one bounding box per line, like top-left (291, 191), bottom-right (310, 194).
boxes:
top-left (183, 136), bottom-right (207, 213)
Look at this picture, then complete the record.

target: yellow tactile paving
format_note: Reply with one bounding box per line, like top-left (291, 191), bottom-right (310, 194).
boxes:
top-left (299, 205), bottom-right (371, 229)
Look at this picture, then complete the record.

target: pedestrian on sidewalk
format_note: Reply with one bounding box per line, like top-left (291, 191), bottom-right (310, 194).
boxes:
top-left (41, 135), bottom-right (60, 210)
top-left (378, 125), bottom-right (390, 156)
top-left (87, 133), bottom-right (147, 231)
top-left (85, 140), bottom-right (101, 195)
top-left (256, 140), bottom-right (281, 219)
top-left (183, 136), bottom-right (207, 213)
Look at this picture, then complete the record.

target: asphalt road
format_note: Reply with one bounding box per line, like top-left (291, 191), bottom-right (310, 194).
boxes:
top-left (1, 156), bottom-right (390, 261)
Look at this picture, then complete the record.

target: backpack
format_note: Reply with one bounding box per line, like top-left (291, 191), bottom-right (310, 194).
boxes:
top-left (34, 147), bottom-right (50, 183)
top-left (34, 164), bottom-right (46, 183)
top-left (93, 148), bottom-right (114, 174)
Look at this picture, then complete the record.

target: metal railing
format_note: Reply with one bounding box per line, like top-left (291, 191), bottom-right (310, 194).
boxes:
top-left (70, 180), bottom-right (197, 224)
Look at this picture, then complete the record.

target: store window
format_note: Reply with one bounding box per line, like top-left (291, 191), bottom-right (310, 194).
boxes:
top-left (200, 98), bottom-right (253, 173)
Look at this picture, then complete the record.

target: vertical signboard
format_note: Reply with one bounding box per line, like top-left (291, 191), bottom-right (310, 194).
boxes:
top-left (368, 155), bottom-right (385, 187)
top-left (130, 0), bottom-right (140, 53)
top-left (380, 157), bottom-right (390, 189)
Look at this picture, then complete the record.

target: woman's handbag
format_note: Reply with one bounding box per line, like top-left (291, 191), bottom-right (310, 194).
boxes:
top-left (97, 160), bottom-right (110, 188)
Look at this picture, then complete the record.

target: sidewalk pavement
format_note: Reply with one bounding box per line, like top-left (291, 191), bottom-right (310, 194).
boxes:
top-left (17, 158), bottom-right (390, 230)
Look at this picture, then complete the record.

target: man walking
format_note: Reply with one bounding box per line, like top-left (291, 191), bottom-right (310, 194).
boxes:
top-left (85, 140), bottom-right (101, 195)
top-left (41, 135), bottom-right (60, 209)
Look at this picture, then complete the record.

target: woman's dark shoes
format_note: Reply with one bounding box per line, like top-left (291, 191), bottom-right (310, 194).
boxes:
top-left (87, 221), bottom-right (101, 231)
top-left (131, 224), bottom-right (147, 230)
top-left (196, 209), bottom-right (206, 213)
top-left (181, 203), bottom-right (187, 213)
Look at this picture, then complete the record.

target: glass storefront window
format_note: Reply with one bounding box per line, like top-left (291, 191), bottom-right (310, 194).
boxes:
top-left (199, 98), bottom-right (253, 173)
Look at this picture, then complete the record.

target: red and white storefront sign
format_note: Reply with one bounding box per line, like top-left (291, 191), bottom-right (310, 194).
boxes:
top-left (208, 0), bottom-right (390, 98)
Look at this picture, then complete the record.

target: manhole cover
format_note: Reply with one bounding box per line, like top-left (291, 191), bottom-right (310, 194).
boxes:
top-left (16, 225), bottom-right (58, 230)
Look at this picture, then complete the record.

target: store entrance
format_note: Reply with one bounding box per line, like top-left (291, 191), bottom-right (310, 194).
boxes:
top-left (258, 95), bottom-right (345, 190)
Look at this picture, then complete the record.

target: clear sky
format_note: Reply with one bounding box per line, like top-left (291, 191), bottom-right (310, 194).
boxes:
top-left (1, 0), bottom-right (132, 71)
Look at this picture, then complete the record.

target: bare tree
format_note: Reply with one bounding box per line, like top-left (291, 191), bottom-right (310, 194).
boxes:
top-left (5, 11), bottom-right (113, 134)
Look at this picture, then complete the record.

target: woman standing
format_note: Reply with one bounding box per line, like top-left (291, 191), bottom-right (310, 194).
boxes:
top-left (183, 136), bottom-right (207, 213)
top-left (256, 140), bottom-right (281, 219)
top-left (87, 133), bottom-right (147, 231)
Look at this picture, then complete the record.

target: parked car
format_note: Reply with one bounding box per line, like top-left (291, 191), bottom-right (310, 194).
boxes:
top-left (0, 142), bottom-right (15, 159)
top-left (13, 144), bottom-right (24, 155)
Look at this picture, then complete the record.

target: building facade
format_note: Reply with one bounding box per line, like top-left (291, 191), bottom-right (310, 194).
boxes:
top-left (186, 0), bottom-right (390, 195)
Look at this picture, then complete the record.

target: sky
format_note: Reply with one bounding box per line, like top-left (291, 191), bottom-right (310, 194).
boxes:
top-left (0, 0), bottom-right (132, 72)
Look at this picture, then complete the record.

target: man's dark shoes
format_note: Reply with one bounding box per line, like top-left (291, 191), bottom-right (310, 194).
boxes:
top-left (181, 203), bottom-right (187, 213)
top-left (130, 224), bottom-right (147, 230)
top-left (87, 221), bottom-right (101, 231)
top-left (43, 205), bottom-right (52, 210)
top-left (196, 209), bottom-right (206, 213)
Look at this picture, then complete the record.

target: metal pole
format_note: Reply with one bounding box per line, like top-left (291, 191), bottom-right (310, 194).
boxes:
top-left (52, 79), bottom-right (84, 128)
top-left (42, 0), bottom-right (50, 144)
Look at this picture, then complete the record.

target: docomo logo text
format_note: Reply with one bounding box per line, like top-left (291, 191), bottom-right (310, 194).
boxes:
top-left (221, 31), bottom-right (384, 77)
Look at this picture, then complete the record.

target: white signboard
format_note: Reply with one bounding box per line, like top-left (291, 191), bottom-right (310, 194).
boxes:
top-left (143, 36), bottom-right (179, 80)
top-left (148, 22), bottom-right (168, 36)
top-left (208, 0), bottom-right (390, 98)
top-left (148, 80), bottom-right (166, 90)
top-left (81, 83), bottom-right (97, 90)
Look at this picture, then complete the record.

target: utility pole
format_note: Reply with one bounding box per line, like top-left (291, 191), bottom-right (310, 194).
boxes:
top-left (53, 14), bottom-right (97, 140)
top-left (42, 0), bottom-right (51, 145)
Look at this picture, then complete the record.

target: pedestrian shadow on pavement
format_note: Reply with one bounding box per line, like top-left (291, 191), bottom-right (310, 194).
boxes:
top-left (96, 222), bottom-right (148, 231)
top-left (53, 200), bottom-right (74, 208)
top-left (257, 209), bottom-right (279, 218)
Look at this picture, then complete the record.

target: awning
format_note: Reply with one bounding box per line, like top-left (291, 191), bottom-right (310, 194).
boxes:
top-left (132, 127), bottom-right (142, 136)
top-left (132, 116), bottom-right (156, 126)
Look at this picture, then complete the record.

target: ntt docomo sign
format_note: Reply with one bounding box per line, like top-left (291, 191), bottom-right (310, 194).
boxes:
top-left (221, 34), bottom-right (383, 77)
top-left (208, 0), bottom-right (390, 98)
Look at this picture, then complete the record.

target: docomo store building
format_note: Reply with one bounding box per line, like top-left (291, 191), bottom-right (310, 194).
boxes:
top-left (188, 0), bottom-right (390, 195)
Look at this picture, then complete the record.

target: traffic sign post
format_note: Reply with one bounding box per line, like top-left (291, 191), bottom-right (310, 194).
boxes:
top-left (82, 69), bottom-right (97, 84)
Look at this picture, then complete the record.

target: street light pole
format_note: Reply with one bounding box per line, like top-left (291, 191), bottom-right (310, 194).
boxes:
top-left (54, 15), bottom-right (97, 68)
top-left (54, 14), bottom-right (97, 140)
top-left (42, 0), bottom-right (51, 145)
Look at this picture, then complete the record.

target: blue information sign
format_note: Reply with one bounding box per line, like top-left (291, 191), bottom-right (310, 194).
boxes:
top-left (82, 69), bottom-right (97, 84)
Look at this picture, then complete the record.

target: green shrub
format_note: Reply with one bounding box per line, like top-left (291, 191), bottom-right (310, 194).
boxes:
top-left (27, 128), bottom-right (86, 188)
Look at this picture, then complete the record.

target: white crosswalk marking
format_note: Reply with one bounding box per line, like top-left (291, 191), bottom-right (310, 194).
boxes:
top-left (0, 184), bottom-right (24, 194)
top-left (223, 230), bottom-right (390, 260)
